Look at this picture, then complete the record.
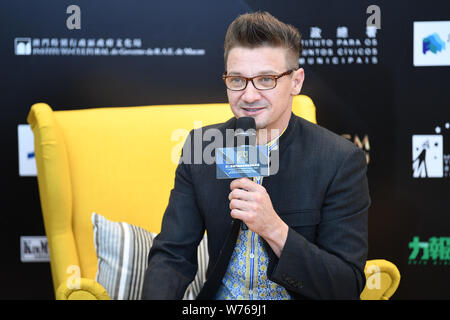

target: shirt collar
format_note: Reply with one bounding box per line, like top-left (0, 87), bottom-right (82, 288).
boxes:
top-left (265, 123), bottom-right (288, 150)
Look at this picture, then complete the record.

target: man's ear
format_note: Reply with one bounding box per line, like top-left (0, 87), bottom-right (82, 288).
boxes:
top-left (291, 68), bottom-right (305, 96)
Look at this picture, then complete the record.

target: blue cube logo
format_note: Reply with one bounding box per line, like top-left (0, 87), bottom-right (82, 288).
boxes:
top-left (422, 33), bottom-right (446, 54)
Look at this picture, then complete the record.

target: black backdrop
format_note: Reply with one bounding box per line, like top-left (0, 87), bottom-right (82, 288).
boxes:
top-left (2, 0), bottom-right (449, 299)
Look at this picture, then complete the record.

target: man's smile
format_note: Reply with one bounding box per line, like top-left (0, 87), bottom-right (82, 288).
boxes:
top-left (241, 106), bottom-right (266, 115)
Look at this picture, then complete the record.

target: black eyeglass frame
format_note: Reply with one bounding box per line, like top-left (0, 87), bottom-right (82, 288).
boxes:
top-left (222, 69), bottom-right (297, 91)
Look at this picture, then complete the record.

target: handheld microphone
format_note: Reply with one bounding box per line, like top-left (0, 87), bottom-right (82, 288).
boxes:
top-left (234, 117), bottom-right (256, 230)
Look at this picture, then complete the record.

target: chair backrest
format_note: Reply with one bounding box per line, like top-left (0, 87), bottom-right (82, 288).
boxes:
top-left (27, 95), bottom-right (316, 292)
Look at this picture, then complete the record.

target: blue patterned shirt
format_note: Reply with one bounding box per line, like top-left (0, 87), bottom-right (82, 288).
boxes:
top-left (215, 132), bottom-right (291, 300)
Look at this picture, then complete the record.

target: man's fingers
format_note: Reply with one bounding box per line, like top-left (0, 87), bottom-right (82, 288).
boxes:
top-left (230, 177), bottom-right (256, 191)
top-left (229, 198), bottom-right (248, 211)
top-left (230, 208), bottom-right (245, 220)
top-left (228, 188), bottom-right (251, 201)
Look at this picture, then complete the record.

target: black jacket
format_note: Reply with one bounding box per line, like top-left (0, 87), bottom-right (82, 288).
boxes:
top-left (142, 112), bottom-right (370, 300)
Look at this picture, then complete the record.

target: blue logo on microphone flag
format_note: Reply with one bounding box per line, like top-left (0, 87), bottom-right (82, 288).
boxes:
top-left (216, 145), bottom-right (269, 179)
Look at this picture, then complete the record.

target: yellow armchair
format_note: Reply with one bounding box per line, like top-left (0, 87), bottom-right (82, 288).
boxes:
top-left (27, 95), bottom-right (398, 300)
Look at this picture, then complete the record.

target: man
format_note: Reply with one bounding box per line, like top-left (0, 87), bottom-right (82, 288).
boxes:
top-left (142, 11), bottom-right (370, 300)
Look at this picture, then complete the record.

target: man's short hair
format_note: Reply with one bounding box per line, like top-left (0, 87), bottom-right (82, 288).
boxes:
top-left (224, 11), bottom-right (302, 69)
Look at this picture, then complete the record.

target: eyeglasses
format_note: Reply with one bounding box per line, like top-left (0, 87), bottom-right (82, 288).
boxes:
top-left (222, 69), bottom-right (295, 91)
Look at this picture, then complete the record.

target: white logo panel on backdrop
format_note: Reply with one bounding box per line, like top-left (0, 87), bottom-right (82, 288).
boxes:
top-left (17, 124), bottom-right (37, 177)
top-left (412, 122), bottom-right (450, 179)
top-left (412, 135), bottom-right (444, 178)
top-left (413, 21), bottom-right (450, 67)
top-left (20, 236), bottom-right (49, 262)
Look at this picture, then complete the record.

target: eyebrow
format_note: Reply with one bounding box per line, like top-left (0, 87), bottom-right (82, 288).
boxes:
top-left (226, 70), bottom-right (281, 76)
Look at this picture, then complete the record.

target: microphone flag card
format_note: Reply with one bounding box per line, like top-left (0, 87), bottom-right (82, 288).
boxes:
top-left (216, 145), bottom-right (270, 179)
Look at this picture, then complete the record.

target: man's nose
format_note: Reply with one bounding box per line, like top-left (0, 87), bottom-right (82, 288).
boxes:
top-left (241, 81), bottom-right (262, 103)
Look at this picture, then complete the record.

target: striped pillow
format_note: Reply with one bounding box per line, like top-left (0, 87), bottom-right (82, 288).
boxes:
top-left (91, 212), bottom-right (208, 300)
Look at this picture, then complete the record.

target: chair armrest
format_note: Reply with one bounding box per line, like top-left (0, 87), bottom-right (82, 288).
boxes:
top-left (360, 259), bottom-right (401, 300)
top-left (56, 278), bottom-right (111, 300)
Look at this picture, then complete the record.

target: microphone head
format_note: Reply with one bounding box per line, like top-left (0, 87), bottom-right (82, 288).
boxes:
top-left (235, 117), bottom-right (256, 146)
top-left (235, 116), bottom-right (256, 131)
